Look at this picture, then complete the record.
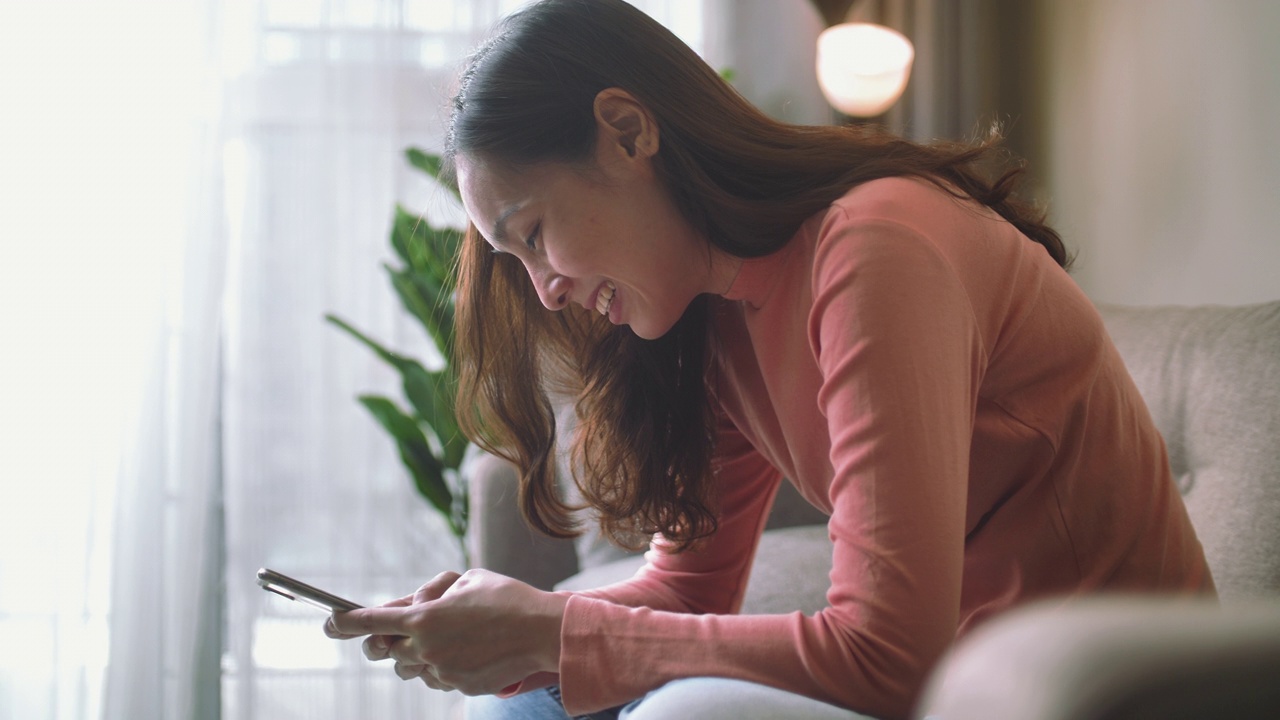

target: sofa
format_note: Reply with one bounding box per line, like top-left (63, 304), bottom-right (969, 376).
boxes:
top-left (466, 300), bottom-right (1280, 718)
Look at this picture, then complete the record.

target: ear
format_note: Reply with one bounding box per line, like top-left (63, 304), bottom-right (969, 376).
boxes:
top-left (593, 88), bottom-right (659, 161)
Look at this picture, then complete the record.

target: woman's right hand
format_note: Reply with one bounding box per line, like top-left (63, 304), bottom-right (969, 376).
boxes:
top-left (324, 568), bottom-right (567, 695)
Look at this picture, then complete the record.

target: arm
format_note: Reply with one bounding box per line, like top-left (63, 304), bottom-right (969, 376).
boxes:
top-left (557, 211), bottom-right (985, 718)
top-left (804, 211), bottom-right (982, 711)
top-left (567, 410), bottom-right (786, 615)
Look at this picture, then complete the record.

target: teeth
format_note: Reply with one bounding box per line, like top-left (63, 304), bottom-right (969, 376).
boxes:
top-left (595, 281), bottom-right (616, 316)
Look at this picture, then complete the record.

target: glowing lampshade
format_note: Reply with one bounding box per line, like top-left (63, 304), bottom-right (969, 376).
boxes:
top-left (816, 23), bottom-right (914, 117)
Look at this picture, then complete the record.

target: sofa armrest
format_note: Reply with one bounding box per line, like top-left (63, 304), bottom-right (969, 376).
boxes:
top-left (465, 452), bottom-right (579, 590)
top-left (915, 597), bottom-right (1280, 720)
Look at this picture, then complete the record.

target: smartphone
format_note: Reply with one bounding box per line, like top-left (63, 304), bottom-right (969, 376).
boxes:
top-left (257, 568), bottom-right (363, 613)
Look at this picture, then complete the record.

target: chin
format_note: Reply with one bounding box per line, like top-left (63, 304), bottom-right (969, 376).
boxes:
top-left (628, 297), bottom-right (702, 340)
top-left (629, 315), bottom-right (680, 341)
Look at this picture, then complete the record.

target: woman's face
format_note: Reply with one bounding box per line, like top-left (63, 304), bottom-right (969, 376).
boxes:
top-left (454, 92), bottom-right (739, 340)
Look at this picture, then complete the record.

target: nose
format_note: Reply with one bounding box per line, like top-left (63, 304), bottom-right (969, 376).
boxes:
top-left (530, 265), bottom-right (571, 311)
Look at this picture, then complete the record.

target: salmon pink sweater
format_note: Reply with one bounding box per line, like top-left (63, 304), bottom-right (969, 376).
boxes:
top-left (514, 177), bottom-right (1213, 718)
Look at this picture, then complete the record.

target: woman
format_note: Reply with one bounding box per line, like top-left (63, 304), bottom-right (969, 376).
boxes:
top-left (325, 1), bottom-right (1214, 718)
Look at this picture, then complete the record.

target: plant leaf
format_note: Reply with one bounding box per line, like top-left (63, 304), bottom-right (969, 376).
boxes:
top-left (426, 225), bottom-right (462, 290)
top-left (387, 268), bottom-right (454, 360)
top-left (405, 147), bottom-right (444, 179)
top-left (392, 208), bottom-right (460, 290)
top-left (402, 366), bottom-right (464, 467)
top-left (450, 470), bottom-right (469, 535)
top-left (325, 313), bottom-right (456, 441)
top-left (357, 395), bottom-right (454, 521)
top-left (389, 208), bottom-right (415, 270)
top-left (405, 147), bottom-right (459, 201)
top-left (392, 206), bottom-right (434, 277)
top-left (325, 313), bottom-right (412, 369)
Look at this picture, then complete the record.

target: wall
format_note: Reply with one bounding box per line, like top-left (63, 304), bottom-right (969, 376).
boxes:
top-left (707, 0), bottom-right (831, 126)
top-left (712, 1), bottom-right (1278, 306)
top-left (1039, 0), bottom-right (1280, 306)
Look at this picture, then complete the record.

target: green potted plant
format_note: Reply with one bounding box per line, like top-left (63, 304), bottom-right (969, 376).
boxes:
top-left (326, 148), bottom-right (470, 565)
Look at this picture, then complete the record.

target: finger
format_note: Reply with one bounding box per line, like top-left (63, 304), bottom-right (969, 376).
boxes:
top-left (329, 605), bottom-right (414, 637)
top-left (419, 671), bottom-right (452, 692)
top-left (412, 571), bottom-right (462, 604)
top-left (395, 661), bottom-right (453, 692)
top-left (409, 663), bottom-right (454, 692)
top-left (388, 635), bottom-right (435, 669)
top-left (381, 593), bottom-right (417, 609)
top-left (328, 588), bottom-right (422, 639)
top-left (394, 661), bottom-right (427, 681)
top-left (328, 573), bottom-right (460, 638)
top-left (323, 615), bottom-right (359, 640)
top-left (324, 614), bottom-right (382, 641)
top-left (363, 634), bottom-right (393, 661)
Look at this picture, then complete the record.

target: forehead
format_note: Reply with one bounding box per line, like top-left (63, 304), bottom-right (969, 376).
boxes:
top-left (455, 156), bottom-right (508, 232)
top-left (455, 155), bottom-right (541, 243)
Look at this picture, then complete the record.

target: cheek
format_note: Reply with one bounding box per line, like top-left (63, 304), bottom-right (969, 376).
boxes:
top-left (543, 239), bottom-right (591, 279)
top-left (549, 221), bottom-right (611, 275)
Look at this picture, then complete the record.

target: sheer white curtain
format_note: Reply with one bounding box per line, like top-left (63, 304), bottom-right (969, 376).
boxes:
top-left (0, 2), bottom-right (224, 719)
top-left (216, 2), bottom-right (506, 718)
top-left (1, 2), bottom-right (712, 719)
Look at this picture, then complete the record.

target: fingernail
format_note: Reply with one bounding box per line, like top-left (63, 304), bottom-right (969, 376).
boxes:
top-left (324, 618), bottom-right (337, 636)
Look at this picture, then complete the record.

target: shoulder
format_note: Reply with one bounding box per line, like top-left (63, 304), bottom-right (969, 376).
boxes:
top-left (805, 174), bottom-right (1015, 282)
top-left (825, 175), bottom-right (969, 230)
top-left (805, 176), bottom-right (965, 276)
top-left (801, 177), bottom-right (985, 346)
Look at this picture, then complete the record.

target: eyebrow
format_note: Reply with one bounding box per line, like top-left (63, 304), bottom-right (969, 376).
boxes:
top-left (489, 203), bottom-right (524, 247)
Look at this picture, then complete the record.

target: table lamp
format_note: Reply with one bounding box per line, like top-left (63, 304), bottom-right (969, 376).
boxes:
top-left (816, 22), bottom-right (914, 117)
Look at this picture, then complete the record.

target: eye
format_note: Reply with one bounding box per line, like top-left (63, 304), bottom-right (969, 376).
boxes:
top-left (524, 222), bottom-right (541, 251)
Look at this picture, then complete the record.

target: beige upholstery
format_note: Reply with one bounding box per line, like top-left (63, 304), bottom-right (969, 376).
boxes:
top-left (465, 452), bottom-right (580, 591)
top-left (917, 597), bottom-right (1280, 720)
top-left (1099, 302), bottom-right (1280, 599)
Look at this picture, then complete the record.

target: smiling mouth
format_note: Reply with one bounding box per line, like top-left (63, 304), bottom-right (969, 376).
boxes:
top-left (595, 281), bottom-right (616, 317)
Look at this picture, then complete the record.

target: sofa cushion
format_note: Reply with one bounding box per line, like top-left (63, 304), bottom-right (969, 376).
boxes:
top-left (1099, 301), bottom-right (1280, 599)
top-left (738, 525), bottom-right (833, 614)
top-left (918, 597), bottom-right (1280, 720)
top-left (556, 525), bottom-right (833, 615)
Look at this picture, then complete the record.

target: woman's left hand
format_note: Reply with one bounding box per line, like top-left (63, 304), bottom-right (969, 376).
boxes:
top-left (324, 569), bottom-right (568, 695)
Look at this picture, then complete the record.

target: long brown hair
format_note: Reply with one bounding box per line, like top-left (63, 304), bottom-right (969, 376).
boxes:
top-left (447, 0), bottom-right (1069, 550)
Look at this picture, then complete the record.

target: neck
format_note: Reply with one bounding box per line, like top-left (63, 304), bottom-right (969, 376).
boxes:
top-left (707, 246), bottom-right (744, 297)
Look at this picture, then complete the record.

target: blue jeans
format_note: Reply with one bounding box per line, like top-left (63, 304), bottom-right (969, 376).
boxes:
top-left (464, 678), bottom-right (876, 720)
